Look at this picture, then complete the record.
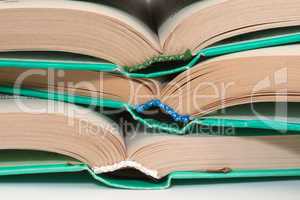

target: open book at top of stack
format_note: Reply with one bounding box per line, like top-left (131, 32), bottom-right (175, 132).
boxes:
top-left (0, 0), bottom-right (300, 71)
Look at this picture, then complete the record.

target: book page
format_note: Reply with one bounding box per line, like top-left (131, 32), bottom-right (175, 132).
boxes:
top-left (79, 0), bottom-right (155, 31)
top-left (0, 0), bottom-right (159, 48)
top-left (151, 0), bottom-right (227, 45)
top-left (0, 95), bottom-right (127, 168)
top-left (0, 95), bottom-right (125, 144)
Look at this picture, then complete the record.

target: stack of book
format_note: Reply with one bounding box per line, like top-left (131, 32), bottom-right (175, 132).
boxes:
top-left (0, 0), bottom-right (300, 189)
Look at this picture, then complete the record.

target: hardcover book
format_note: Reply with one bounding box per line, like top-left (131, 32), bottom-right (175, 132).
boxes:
top-left (0, 0), bottom-right (300, 73)
top-left (1, 97), bottom-right (300, 189)
top-left (2, 44), bottom-right (300, 133)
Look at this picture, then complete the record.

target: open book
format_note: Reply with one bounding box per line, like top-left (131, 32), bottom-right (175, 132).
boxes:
top-left (1, 0), bottom-right (300, 71)
top-left (1, 96), bottom-right (300, 189)
top-left (2, 44), bottom-right (300, 133)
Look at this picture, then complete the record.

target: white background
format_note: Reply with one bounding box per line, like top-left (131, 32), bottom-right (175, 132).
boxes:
top-left (0, 173), bottom-right (299, 199)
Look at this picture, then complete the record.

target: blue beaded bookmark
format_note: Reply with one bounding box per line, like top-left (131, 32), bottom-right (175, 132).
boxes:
top-left (135, 99), bottom-right (191, 124)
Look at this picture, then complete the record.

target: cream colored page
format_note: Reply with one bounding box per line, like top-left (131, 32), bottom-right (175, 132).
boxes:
top-left (125, 131), bottom-right (188, 157)
top-left (158, 0), bottom-right (228, 46)
top-left (0, 96), bottom-right (124, 143)
top-left (0, 0), bottom-right (159, 50)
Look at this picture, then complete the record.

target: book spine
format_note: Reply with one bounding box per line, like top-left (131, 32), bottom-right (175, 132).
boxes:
top-left (123, 50), bottom-right (193, 72)
top-left (92, 160), bottom-right (159, 179)
top-left (135, 99), bottom-right (191, 124)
